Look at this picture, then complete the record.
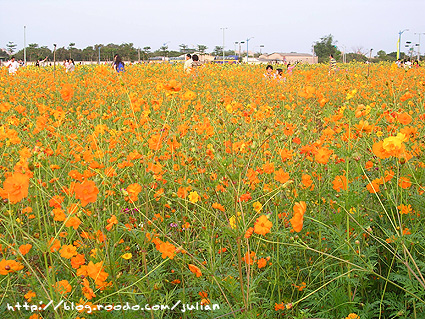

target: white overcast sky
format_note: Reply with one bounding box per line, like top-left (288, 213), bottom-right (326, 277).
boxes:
top-left (1, 0), bottom-right (424, 55)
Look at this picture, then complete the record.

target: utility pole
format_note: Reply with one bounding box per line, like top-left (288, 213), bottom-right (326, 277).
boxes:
top-left (246, 37), bottom-right (253, 63)
top-left (220, 27), bottom-right (227, 64)
top-left (53, 44), bottom-right (57, 78)
top-left (239, 42), bottom-right (243, 59)
top-left (367, 49), bottom-right (373, 79)
top-left (397, 29), bottom-right (409, 60)
top-left (414, 32), bottom-right (425, 61)
top-left (24, 26), bottom-right (26, 65)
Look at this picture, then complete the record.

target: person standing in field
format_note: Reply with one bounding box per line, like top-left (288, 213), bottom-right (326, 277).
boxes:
top-left (184, 54), bottom-right (193, 74)
top-left (329, 54), bottom-right (337, 75)
top-left (36, 56), bottom-right (48, 67)
top-left (264, 64), bottom-right (274, 79)
top-left (113, 54), bottom-right (125, 73)
top-left (66, 59), bottom-right (75, 72)
top-left (287, 62), bottom-right (297, 76)
top-left (5, 56), bottom-right (20, 74)
top-left (191, 54), bottom-right (201, 68)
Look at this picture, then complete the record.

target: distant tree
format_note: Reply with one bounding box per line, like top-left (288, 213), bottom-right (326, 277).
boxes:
top-left (6, 41), bottom-right (17, 55)
top-left (313, 34), bottom-right (341, 63)
top-left (387, 51), bottom-right (404, 61)
top-left (159, 45), bottom-right (169, 57)
top-left (0, 48), bottom-right (9, 60)
top-left (212, 46), bottom-right (223, 56)
top-left (143, 46), bottom-right (151, 60)
top-left (196, 45), bottom-right (208, 53)
top-left (345, 53), bottom-right (368, 62)
top-left (82, 46), bottom-right (95, 61)
top-left (68, 43), bottom-right (76, 58)
top-left (376, 50), bottom-right (387, 61)
top-left (179, 44), bottom-right (188, 53)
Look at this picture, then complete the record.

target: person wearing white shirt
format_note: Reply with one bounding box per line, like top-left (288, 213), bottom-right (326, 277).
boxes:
top-left (5, 57), bottom-right (20, 74)
top-left (184, 54), bottom-right (193, 74)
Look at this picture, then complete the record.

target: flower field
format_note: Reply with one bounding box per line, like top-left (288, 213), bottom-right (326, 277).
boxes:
top-left (0, 62), bottom-right (424, 319)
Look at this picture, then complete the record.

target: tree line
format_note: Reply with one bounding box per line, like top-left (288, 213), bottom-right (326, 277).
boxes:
top-left (1, 42), bottom-right (224, 62)
top-left (2, 37), bottom-right (420, 63)
top-left (313, 34), bottom-right (422, 63)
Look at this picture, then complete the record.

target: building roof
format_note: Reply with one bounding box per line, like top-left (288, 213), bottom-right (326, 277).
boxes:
top-left (265, 52), bottom-right (314, 57)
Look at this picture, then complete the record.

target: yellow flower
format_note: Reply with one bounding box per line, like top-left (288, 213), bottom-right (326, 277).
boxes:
top-left (188, 191), bottom-right (199, 204)
top-left (229, 216), bottom-right (236, 229)
top-left (382, 133), bottom-right (407, 156)
top-left (121, 253), bottom-right (132, 260)
top-left (252, 201), bottom-right (262, 212)
top-left (228, 213), bottom-right (241, 229)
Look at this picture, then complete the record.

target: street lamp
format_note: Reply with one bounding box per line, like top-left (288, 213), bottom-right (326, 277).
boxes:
top-left (23, 26), bottom-right (26, 65)
top-left (220, 27), bottom-right (227, 64)
top-left (245, 37), bottom-right (254, 63)
top-left (397, 29), bottom-right (409, 60)
top-left (259, 45), bottom-right (264, 55)
top-left (53, 44), bottom-right (57, 77)
top-left (414, 32), bottom-right (425, 61)
top-left (240, 41), bottom-right (244, 59)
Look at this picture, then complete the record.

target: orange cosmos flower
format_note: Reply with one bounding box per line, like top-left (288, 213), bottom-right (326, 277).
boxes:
top-left (314, 147), bottom-right (333, 164)
top-left (382, 133), bottom-right (407, 157)
top-left (244, 227), bottom-right (254, 239)
top-left (332, 175), bottom-right (348, 192)
top-left (275, 302), bottom-right (285, 311)
top-left (65, 216), bottom-right (82, 230)
top-left (24, 290), bottom-right (36, 302)
top-left (257, 257), bottom-right (267, 269)
top-left (212, 202), bottom-right (225, 212)
top-left (126, 183), bottom-right (142, 202)
top-left (54, 280), bottom-right (72, 295)
top-left (181, 90), bottom-right (196, 100)
top-left (0, 259), bottom-right (24, 275)
top-left (49, 238), bottom-right (61, 252)
top-left (19, 244), bottom-right (32, 256)
top-left (49, 195), bottom-right (64, 208)
top-left (254, 215), bottom-right (272, 236)
top-left (398, 112), bottom-right (412, 125)
top-left (106, 215), bottom-right (118, 231)
top-left (397, 204), bottom-right (413, 215)
top-left (188, 264), bottom-right (202, 277)
top-left (398, 177), bottom-right (412, 189)
top-left (274, 168), bottom-right (290, 184)
top-left (81, 278), bottom-right (96, 300)
top-left (0, 172), bottom-right (30, 204)
top-left (301, 174), bottom-right (314, 189)
top-left (74, 180), bottom-right (99, 207)
top-left (164, 79), bottom-right (182, 92)
top-left (60, 84), bottom-right (74, 102)
top-left (290, 201), bottom-right (306, 232)
top-left (366, 179), bottom-right (381, 193)
top-left (158, 241), bottom-right (176, 259)
top-left (372, 141), bottom-right (391, 159)
top-left (71, 254), bottom-right (86, 269)
top-left (52, 208), bottom-right (66, 221)
top-left (243, 251), bottom-right (256, 265)
top-left (86, 261), bottom-right (109, 284)
top-left (59, 245), bottom-right (78, 259)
